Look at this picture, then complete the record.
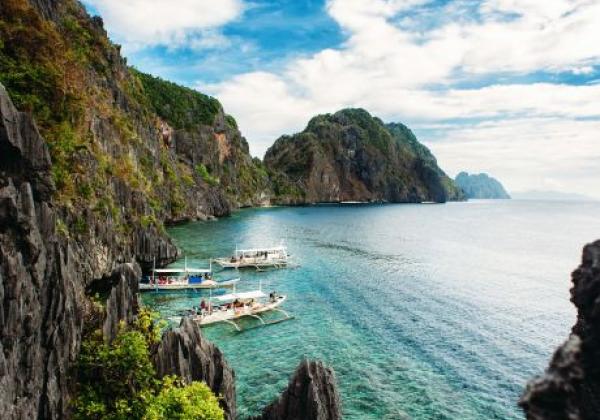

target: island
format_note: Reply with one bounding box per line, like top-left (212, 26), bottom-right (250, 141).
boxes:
top-left (265, 109), bottom-right (464, 204)
top-left (454, 172), bottom-right (511, 199)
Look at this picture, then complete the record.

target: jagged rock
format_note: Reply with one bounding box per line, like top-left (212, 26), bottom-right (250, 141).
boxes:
top-left (0, 80), bottom-right (83, 419)
top-left (102, 263), bottom-right (141, 342)
top-left (520, 240), bottom-right (600, 419)
top-left (253, 360), bottom-right (342, 420)
top-left (153, 317), bottom-right (236, 419)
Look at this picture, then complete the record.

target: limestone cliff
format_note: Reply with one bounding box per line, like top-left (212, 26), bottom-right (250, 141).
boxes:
top-left (264, 109), bottom-right (464, 204)
top-left (0, 1), bottom-right (340, 418)
top-left (455, 171), bottom-right (510, 199)
top-left (520, 240), bottom-right (600, 419)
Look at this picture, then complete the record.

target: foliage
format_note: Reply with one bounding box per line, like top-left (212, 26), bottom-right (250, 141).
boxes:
top-left (133, 69), bottom-right (221, 129)
top-left (195, 164), bottom-right (219, 187)
top-left (73, 308), bottom-right (223, 420)
top-left (224, 114), bottom-right (237, 130)
top-left (144, 377), bottom-right (224, 420)
top-left (55, 218), bottom-right (70, 238)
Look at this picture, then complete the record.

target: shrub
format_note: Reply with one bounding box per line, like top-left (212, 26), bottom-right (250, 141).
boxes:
top-left (73, 309), bottom-right (223, 420)
top-left (78, 182), bottom-right (93, 200)
top-left (224, 114), bottom-right (237, 130)
top-left (195, 164), bottom-right (219, 187)
top-left (144, 377), bottom-right (224, 420)
top-left (133, 69), bottom-right (221, 129)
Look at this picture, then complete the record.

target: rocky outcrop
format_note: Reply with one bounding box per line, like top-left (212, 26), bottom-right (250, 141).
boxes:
top-left (265, 109), bottom-right (463, 204)
top-left (153, 317), bottom-right (236, 419)
top-left (455, 172), bottom-right (510, 199)
top-left (0, 82), bottom-right (82, 419)
top-left (253, 360), bottom-right (342, 420)
top-left (520, 240), bottom-right (600, 419)
top-left (101, 263), bottom-right (141, 342)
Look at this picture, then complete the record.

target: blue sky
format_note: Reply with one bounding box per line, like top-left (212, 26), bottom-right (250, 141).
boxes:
top-left (82, 0), bottom-right (600, 198)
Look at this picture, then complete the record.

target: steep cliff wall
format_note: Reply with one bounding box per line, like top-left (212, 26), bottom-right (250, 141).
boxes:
top-left (520, 240), bottom-right (600, 419)
top-left (0, 1), bottom-right (342, 418)
top-left (264, 109), bottom-right (463, 204)
top-left (0, 0), bottom-right (261, 416)
top-left (0, 81), bottom-right (85, 418)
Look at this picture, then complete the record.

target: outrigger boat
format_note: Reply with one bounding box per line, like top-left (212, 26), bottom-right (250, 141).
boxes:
top-left (140, 258), bottom-right (239, 292)
top-left (191, 289), bottom-right (293, 332)
top-left (213, 245), bottom-right (289, 269)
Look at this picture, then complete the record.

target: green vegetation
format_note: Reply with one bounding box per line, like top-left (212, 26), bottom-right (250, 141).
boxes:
top-left (195, 164), bottom-right (220, 187)
top-left (133, 69), bottom-right (221, 130)
top-left (73, 309), bottom-right (224, 420)
top-left (0, 0), bottom-right (272, 226)
top-left (225, 114), bottom-right (237, 130)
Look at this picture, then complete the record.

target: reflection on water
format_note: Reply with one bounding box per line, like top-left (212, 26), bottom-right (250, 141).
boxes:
top-left (143, 200), bottom-right (600, 419)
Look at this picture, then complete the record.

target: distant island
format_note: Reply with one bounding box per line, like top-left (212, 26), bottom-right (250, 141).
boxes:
top-left (511, 190), bottom-right (597, 201)
top-left (454, 172), bottom-right (510, 199)
top-left (265, 109), bottom-right (464, 204)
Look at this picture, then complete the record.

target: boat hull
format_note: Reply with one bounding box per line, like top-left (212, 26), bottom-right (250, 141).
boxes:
top-left (139, 278), bottom-right (239, 292)
top-left (194, 295), bottom-right (288, 327)
top-left (214, 258), bottom-right (288, 269)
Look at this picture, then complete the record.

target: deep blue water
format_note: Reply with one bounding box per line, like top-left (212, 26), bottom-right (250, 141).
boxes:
top-left (142, 200), bottom-right (600, 419)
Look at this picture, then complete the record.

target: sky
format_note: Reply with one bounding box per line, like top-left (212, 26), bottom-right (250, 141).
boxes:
top-left (81, 0), bottom-right (600, 198)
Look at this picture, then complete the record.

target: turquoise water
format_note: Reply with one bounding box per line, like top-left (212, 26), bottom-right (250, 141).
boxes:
top-left (143, 200), bottom-right (600, 419)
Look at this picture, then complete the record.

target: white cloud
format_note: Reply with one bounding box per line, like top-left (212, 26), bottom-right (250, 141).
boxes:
top-left (204, 0), bottom-right (600, 197)
top-left (425, 117), bottom-right (600, 198)
top-left (84, 0), bottom-right (244, 50)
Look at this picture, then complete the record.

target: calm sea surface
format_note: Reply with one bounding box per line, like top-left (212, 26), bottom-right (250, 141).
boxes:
top-left (143, 200), bottom-right (600, 419)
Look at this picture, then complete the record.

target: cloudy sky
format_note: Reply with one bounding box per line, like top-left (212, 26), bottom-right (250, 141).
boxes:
top-left (82, 0), bottom-right (600, 198)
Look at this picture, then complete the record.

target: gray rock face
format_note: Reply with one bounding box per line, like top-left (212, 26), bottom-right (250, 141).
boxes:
top-left (454, 171), bottom-right (510, 199)
top-left (153, 317), bottom-right (236, 419)
top-left (253, 360), bottom-right (342, 420)
top-left (520, 240), bottom-right (600, 419)
top-left (102, 263), bottom-right (141, 342)
top-left (0, 82), bottom-right (82, 419)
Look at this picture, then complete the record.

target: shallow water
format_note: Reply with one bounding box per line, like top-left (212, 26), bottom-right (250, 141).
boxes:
top-left (142, 200), bottom-right (600, 419)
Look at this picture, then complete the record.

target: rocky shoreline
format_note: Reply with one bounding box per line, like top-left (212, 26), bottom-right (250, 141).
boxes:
top-left (0, 79), bottom-right (340, 418)
top-left (520, 239), bottom-right (600, 419)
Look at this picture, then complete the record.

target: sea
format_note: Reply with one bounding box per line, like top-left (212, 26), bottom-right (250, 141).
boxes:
top-left (142, 200), bottom-right (600, 419)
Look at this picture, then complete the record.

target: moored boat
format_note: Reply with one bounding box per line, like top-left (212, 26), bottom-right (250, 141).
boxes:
top-left (191, 290), bottom-right (292, 331)
top-left (213, 245), bottom-right (289, 269)
top-left (140, 261), bottom-right (239, 292)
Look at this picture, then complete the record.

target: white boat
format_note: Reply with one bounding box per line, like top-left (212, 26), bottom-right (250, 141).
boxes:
top-left (213, 245), bottom-right (289, 269)
top-left (140, 261), bottom-right (239, 292)
top-left (191, 290), bottom-right (292, 331)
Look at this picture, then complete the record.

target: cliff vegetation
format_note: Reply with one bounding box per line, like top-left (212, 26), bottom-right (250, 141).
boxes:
top-left (264, 108), bottom-right (464, 204)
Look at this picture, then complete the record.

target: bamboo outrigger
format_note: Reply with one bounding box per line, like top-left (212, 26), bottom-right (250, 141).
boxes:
top-left (191, 287), bottom-right (293, 331)
top-left (139, 258), bottom-right (239, 292)
top-left (213, 244), bottom-right (289, 269)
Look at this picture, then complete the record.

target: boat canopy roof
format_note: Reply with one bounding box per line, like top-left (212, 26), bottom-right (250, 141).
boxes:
top-left (152, 268), bottom-right (211, 274)
top-left (214, 290), bottom-right (266, 302)
top-left (235, 245), bottom-right (286, 254)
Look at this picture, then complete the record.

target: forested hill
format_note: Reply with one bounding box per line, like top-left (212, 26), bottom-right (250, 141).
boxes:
top-left (264, 108), bottom-right (464, 204)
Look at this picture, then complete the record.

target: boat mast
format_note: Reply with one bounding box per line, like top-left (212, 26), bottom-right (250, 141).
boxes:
top-left (152, 256), bottom-right (156, 284)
